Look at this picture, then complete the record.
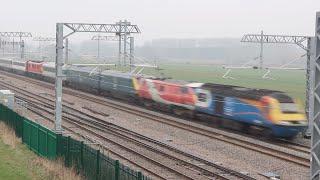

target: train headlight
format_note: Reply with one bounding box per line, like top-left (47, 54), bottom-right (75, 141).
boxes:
top-left (279, 120), bottom-right (307, 125)
top-left (279, 121), bottom-right (291, 125)
top-left (298, 121), bottom-right (307, 125)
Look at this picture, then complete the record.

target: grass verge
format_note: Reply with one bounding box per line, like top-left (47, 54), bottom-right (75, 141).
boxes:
top-left (0, 121), bottom-right (81, 180)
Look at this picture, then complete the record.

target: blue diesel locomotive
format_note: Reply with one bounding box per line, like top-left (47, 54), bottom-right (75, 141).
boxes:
top-left (194, 83), bottom-right (307, 138)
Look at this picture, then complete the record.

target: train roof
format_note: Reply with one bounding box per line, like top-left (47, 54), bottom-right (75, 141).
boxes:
top-left (43, 62), bottom-right (55, 68)
top-left (147, 78), bottom-right (197, 86)
top-left (201, 83), bottom-right (284, 100)
top-left (187, 83), bottom-right (204, 88)
top-left (161, 79), bottom-right (190, 85)
top-left (27, 60), bottom-right (44, 63)
top-left (64, 66), bottom-right (134, 79)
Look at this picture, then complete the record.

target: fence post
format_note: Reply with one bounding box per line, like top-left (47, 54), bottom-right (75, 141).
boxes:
top-left (56, 133), bottom-right (62, 156)
top-left (4, 106), bottom-right (7, 124)
top-left (16, 114), bottom-right (21, 137)
top-left (137, 172), bottom-right (142, 180)
top-left (14, 113), bottom-right (17, 133)
top-left (80, 141), bottom-right (84, 170)
top-left (37, 124), bottom-right (40, 155)
top-left (66, 136), bottom-right (70, 167)
top-left (45, 130), bottom-right (48, 157)
top-left (12, 112), bottom-right (15, 131)
top-left (115, 160), bottom-right (120, 180)
top-left (0, 104), bottom-right (2, 120)
top-left (96, 150), bottom-right (100, 180)
top-left (28, 121), bottom-right (31, 150)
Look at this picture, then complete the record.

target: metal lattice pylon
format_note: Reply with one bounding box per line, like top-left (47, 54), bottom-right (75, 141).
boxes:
top-left (311, 11), bottom-right (320, 180)
top-left (54, 21), bottom-right (140, 133)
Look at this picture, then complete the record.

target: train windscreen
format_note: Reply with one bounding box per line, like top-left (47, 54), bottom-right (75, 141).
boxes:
top-left (270, 93), bottom-right (299, 113)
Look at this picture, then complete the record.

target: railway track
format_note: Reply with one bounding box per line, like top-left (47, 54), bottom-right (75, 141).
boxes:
top-left (69, 93), bottom-right (310, 168)
top-left (23, 101), bottom-right (169, 180)
top-left (0, 76), bottom-right (253, 179)
top-left (0, 70), bottom-right (310, 168)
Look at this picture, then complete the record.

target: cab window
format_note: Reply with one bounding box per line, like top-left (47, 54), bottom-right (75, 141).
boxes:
top-left (197, 93), bottom-right (207, 102)
top-left (280, 103), bottom-right (299, 113)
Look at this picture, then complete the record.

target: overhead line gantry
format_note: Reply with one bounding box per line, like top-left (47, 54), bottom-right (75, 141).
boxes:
top-left (54, 21), bottom-right (140, 133)
top-left (91, 34), bottom-right (135, 66)
top-left (0, 32), bottom-right (32, 59)
top-left (0, 32), bottom-right (32, 38)
top-left (0, 32), bottom-right (32, 56)
top-left (241, 31), bottom-right (311, 69)
top-left (33, 37), bottom-right (55, 41)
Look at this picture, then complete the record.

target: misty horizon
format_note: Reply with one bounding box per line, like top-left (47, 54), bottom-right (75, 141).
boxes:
top-left (0, 0), bottom-right (319, 44)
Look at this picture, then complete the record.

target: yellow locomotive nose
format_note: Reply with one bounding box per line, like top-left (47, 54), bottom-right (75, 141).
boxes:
top-left (267, 97), bottom-right (307, 125)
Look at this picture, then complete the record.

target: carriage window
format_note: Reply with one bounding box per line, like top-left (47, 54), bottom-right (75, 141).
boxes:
top-left (180, 87), bottom-right (188, 94)
top-left (159, 85), bottom-right (165, 92)
top-left (197, 93), bottom-right (207, 102)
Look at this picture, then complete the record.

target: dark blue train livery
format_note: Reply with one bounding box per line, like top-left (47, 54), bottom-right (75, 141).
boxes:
top-left (194, 83), bottom-right (307, 138)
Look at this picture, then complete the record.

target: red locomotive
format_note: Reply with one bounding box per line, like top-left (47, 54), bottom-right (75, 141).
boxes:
top-left (136, 77), bottom-right (196, 116)
top-left (25, 60), bottom-right (44, 74)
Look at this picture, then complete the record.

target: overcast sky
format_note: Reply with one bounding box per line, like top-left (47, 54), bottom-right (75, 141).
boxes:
top-left (1, 0), bottom-right (319, 44)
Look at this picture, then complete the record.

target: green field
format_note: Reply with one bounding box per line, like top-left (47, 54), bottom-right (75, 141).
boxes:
top-left (0, 128), bottom-right (80, 180)
top-left (150, 63), bottom-right (306, 105)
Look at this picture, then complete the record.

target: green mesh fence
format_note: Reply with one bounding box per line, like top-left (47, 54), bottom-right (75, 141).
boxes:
top-left (0, 103), bottom-right (23, 137)
top-left (57, 135), bottom-right (151, 180)
top-left (0, 103), bottom-right (151, 180)
top-left (22, 117), bottom-right (57, 159)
